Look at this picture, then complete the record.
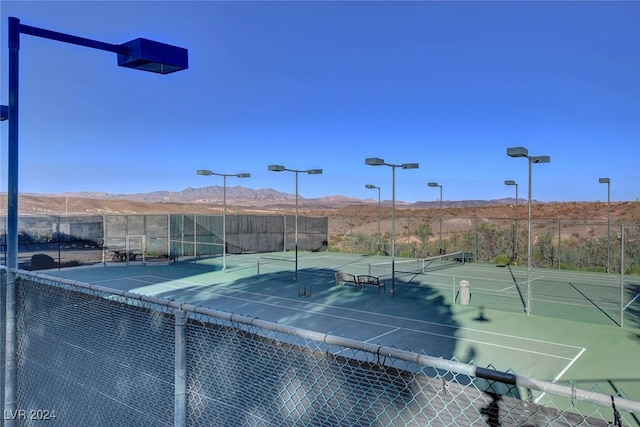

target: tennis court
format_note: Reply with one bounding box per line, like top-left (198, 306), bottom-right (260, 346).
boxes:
top-left (46, 251), bottom-right (640, 404)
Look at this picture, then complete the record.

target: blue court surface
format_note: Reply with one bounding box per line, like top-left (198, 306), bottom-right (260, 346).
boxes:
top-left (45, 251), bottom-right (640, 402)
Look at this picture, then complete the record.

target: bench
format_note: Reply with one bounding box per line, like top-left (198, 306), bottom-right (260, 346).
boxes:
top-left (109, 249), bottom-right (139, 262)
top-left (454, 252), bottom-right (474, 263)
top-left (357, 275), bottom-right (385, 295)
top-left (335, 272), bottom-right (359, 289)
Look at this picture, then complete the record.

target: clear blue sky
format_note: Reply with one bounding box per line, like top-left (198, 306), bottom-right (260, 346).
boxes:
top-left (1, 1), bottom-right (638, 203)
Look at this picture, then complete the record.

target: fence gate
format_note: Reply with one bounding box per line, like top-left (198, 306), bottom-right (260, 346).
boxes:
top-left (126, 234), bottom-right (146, 266)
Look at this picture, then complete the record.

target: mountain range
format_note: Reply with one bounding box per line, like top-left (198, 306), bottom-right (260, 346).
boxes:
top-left (30, 186), bottom-right (527, 210)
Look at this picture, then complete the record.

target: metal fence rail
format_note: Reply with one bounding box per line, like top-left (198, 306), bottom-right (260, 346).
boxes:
top-left (3, 267), bottom-right (640, 426)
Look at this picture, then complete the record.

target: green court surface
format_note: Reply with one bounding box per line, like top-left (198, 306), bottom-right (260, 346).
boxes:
top-left (45, 251), bottom-right (640, 403)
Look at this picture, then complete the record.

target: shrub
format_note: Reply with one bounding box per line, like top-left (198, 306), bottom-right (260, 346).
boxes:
top-left (493, 253), bottom-right (511, 267)
top-left (627, 264), bottom-right (640, 276)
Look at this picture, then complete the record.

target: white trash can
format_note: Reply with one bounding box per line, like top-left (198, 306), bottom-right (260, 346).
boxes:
top-left (459, 280), bottom-right (471, 305)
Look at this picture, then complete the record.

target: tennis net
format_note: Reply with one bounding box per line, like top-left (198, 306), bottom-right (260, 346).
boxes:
top-left (256, 255), bottom-right (297, 277)
top-left (367, 251), bottom-right (465, 280)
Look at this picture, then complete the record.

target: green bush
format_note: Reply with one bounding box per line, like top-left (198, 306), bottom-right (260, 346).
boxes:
top-left (493, 254), bottom-right (511, 266)
top-left (558, 262), bottom-right (578, 271)
top-left (627, 264), bottom-right (640, 276)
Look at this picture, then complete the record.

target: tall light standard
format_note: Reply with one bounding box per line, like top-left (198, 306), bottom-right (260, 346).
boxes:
top-left (365, 184), bottom-right (381, 253)
top-left (505, 180), bottom-right (519, 263)
top-left (5, 16), bottom-right (188, 423)
top-left (365, 158), bottom-right (419, 295)
top-left (427, 182), bottom-right (443, 255)
top-left (507, 147), bottom-right (550, 315)
top-left (197, 169), bottom-right (250, 272)
top-left (599, 177), bottom-right (611, 273)
top-left (268, 165), bottom-right (322, 281)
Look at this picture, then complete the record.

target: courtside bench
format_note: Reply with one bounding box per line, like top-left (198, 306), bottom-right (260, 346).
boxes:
top-left (335, 272), bottom-right (359, 290)
top-left (357, 275), bottom-right (385, 294)
top-left (109, 249), bottom-right (140, 262)
top-left (454, 252), bottom-right (474, 263)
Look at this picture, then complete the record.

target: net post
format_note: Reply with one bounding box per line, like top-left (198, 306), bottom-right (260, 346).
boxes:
top-left (452, 276), bottom-right (456, 304)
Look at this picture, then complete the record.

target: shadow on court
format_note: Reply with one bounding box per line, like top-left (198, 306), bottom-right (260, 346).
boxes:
top-left (151, 265), bottom-right (525, 422)
top-left (153, 266), bottom-right (465, 359)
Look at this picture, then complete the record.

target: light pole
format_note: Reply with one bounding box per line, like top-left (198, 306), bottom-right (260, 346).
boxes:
top-left (4, 17), bottom-right (188, 423)
top-left (507, 147), bottom-right (550, 315)
top-left (365, 184), bottom-right (381, 253)
top-left (366, 158), bottom-right (419, 296)
top-left (197, 169), bottom-right (250, 272)
top-left (427, 182), bottom-right (443, 255)
top-left (268, 165), bottom-right (322, 281)
top-left (505, 180), bottom-right (519, 264)
top-left (599, 177), bottom-right (611, 273)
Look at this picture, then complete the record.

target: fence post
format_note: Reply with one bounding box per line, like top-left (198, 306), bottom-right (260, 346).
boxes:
top-left (474, 217), bottom-right (478, 262)
top-left (175, 310), bottom-right (187, 427)
top-left (4, 270), bottom-right (17, 427)
top-left (620, 224), bottom-right (625, 328)
top-left (557, 218), bottom-right (561, 269)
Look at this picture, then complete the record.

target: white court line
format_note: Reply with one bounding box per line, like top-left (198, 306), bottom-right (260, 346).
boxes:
top-left (534, 347), bottom-right (587, 405)
top-left (92, 274), bottom-right (583, 367)
top-left (552, 347), bottom-right (587, 382)
top-left (523, 275), bottom-right (545, 284)
top-left (99, 274), bottom-right (585, 351)
top-left (364, 328), bottom-right (401, 344)
top-left (624, 291), bottom-right (640, 310)
top-left (331, 327), bottom-right (403, 356)
top-left (124, 275), bottom-right (583, 352)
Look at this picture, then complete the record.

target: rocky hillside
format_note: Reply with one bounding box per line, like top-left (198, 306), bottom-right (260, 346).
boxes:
top-left (2, 193), bottom-right (638, 242)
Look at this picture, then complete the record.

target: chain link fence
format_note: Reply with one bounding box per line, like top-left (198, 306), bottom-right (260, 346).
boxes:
top-left (0, 213), bottom-right (328, 269)
top-left (2, 268), bottom-right (639, 426)
top-left (339, 215), bottom-right (639, 276)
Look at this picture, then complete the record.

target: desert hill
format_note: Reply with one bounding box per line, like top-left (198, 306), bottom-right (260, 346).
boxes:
top-left (2, 190), bottom-right (638, 244)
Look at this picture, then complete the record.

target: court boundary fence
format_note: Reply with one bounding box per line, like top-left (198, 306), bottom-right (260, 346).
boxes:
top-left (2, 267), bottom-right (640, 426)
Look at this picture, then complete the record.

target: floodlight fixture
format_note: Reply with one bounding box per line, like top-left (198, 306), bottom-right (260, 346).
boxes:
top-left (268, 163), bottom-right (323, 281)
top-left (531, 155), bottom-right (550, 164)
top-left (5, 15), bottom-right (189, 421)
top-left (506, 146), bottom-right (551, 315)
top-left (365, 157), bottom-right (385, 166)
top-left (402, 163), bottom-right (419, 169)
top-left (504, 180), bottom-right (519, 263)
top-left (365, 184), bottom-right (382, 249)
top-left (427, 182), bottom-right (444, 254)
top-left (197, 169), bottom-right (251, 272)
top-left (507, 146), bottom-right (529, 158)
top-left (117, 38), bottom-right (188, 74)
top-left (365, 156), bottom-right (419, 295)
top-left (0, 105), bottom-right (7, 121)
top-left (599, 177), bottom-right (611, 273)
